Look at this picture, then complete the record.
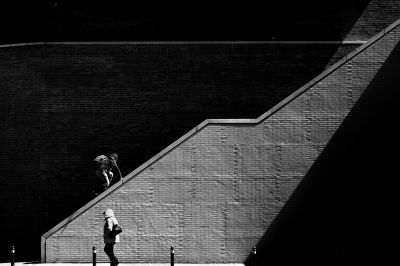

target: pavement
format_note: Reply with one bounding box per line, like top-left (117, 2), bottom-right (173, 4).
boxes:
top-left (0, 262), bottom-right (244, 266)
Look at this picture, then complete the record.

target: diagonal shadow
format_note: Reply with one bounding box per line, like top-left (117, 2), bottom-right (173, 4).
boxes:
top-left (0, 2), bottom-right (374, 262)
top-left (245, 41), bottom-right (400, 265)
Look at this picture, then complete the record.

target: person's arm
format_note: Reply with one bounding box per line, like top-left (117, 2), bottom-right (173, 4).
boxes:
top-left (110, 158), bottom-right (122, 180)
top-left (115, 165), bottom-right (123, 182)
top-left (103, 171), bottom-right (110, 188)
top-left (107, 170), bottom-right (114, 185)
top-left (106, 218), bottom-right (113, 234)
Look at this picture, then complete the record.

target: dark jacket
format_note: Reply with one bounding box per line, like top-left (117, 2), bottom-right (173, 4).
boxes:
top-left (103, 209), bottom-right (120, 243)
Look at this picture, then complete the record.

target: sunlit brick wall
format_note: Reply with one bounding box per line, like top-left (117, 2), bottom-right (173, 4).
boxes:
top-left (44, 20), bottom-right (400, 264)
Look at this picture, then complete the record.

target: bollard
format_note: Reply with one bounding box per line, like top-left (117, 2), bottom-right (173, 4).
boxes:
top-left (252, 246), bottom-right (256, 266)
top-left (170, 247), bottom-right (174, 266)
top-left (11, 246), bottom-right (15, 266)
top-left (92, 246), bottom-right (97, 266)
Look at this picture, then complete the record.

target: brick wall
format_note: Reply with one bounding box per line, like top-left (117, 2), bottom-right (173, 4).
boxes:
top-left (344, 0), bottom-right (400, 41)
top-left (0, 42), bottom-right (355, 262)
top-left (0, 46), bottom-right (42, 261)
top-left (1, 1), bottom-right (400, 261)
top-left (4, 1), bottom-right (400, 44)
top-left (43, 20), bottom-right (400, 263)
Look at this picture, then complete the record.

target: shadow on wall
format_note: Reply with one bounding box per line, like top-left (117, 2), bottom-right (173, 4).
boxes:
top-left (0, 45), bottom-right (351, 263)
top-left (0, 2), bottom-right (374, 263)
top-left (245, 42), bottom-right (400, 266)
top-left (0, 1), bottom-right (371, 43)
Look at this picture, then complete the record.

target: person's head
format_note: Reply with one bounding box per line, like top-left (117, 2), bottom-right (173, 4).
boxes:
top-left (108, 153), bottom-right (118, 167)
top-left (109, 153), bottom-right (118, 162)
top-left (94, 155), bottom-right (109, 169)
top-left (103, 209), bottom-right (115, 219)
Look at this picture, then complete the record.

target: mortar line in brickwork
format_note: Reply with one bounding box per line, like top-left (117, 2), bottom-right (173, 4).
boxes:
top-left (304, 91), bottom-right (312, 144)
top-left (0, 40), bottom-right (367, 48)
top-left (148, 179), bottom-right (155, 204)
top-left (41, 18), bottom-right (400, 262)
top-left (233, 144), bottom-right (241, 203)
top-left (347, 63), bottom-right (354, 110)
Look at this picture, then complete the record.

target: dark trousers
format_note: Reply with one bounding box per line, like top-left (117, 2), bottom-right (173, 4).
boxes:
top-left (104, 243), bottom-right (119, 266)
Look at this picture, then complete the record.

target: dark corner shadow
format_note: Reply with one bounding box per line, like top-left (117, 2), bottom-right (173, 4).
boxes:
top-left (245, 42), bottom-right (400, 266)
top-left (268, 0), bottom-right (371, 41)
top-left (322, 0), bottom-right (371, 69)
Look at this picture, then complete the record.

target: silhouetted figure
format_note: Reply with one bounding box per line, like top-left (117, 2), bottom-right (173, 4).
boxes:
top-left (92, 155), bottom-right (113, 195)
top-left (108, 153), bottom-right (123, 187)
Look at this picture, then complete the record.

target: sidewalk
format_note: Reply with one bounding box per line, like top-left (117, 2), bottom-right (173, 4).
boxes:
top-left (1, 263), bottom-right (245, 266)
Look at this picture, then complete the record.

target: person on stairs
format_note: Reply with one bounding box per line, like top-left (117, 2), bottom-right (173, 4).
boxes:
top-left (107, 153), bottom-right (123, 186)
top-left (92, 155), bottom-right (113, 195)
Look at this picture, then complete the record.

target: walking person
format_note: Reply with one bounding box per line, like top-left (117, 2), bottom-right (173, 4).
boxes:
top-left (108, 153), bottom-right (123, 187)
top-left (103, 209), bottom-right (120, 266)
top-left (93, 155), bottom-right (114, 195)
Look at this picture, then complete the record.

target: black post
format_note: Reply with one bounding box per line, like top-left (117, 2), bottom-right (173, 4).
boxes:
top-left (252, 246), bottom-right (256, 266)
top-left (11, 246), bottom-right (15, 266)
top-left (170, 247), bottom-right (174, 266)
top-left (92, 246), bottom-right (97, 266)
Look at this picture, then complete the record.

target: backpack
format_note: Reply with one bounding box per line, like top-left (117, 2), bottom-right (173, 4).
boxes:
top-left (110, 223), bottom-right (123, 237)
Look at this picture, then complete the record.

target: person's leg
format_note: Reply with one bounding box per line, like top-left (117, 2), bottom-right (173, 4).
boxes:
top-left (104, 244), bottom-right (112, 264)
top-left (112, 243), bottom-right (119, 266)
top-left (114, 247), bottom-right (119, 266)
top-left (104, 243), bottom-right (119, 266)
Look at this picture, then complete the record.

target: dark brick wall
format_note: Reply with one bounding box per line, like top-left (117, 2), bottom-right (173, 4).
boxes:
top-left (0, 0), bottom-right (400, 260)
top-left (0, 42), bottom-right (353, 261)
top-left (0, 46), bottom-right (42, 261)
top-left (3, 1), bottom-right (400, 43)
top-left (43, 1), bottom-right (371, 41)
top-left (43, 23), bottom-right (400, 263)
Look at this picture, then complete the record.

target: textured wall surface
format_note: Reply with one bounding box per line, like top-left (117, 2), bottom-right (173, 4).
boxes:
top-left (344, 0), bottom-right (400, 40)
top-left (1, 1), bottom-right (400, 261)
top-left (3, 1), bottom-right (400, 43)
top-left (0, 42), bottom-right (355, 261)
top-left (43, 20), bottom-right (400, 263)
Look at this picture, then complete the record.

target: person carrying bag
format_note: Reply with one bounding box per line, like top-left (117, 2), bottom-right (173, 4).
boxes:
top-left (103, 209), bottom-right (121, 266)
